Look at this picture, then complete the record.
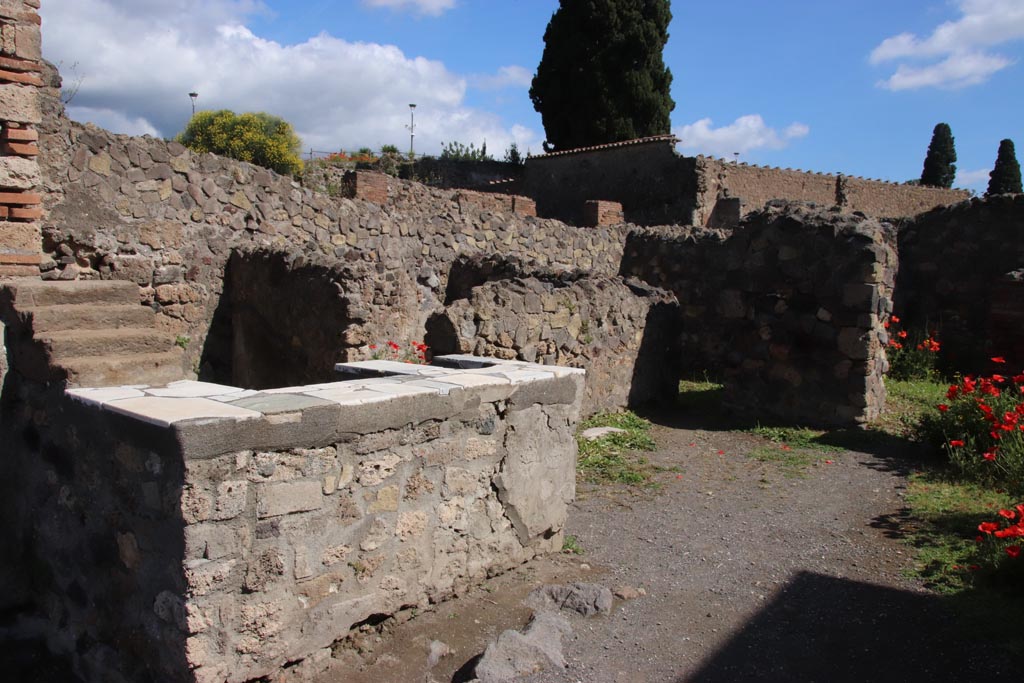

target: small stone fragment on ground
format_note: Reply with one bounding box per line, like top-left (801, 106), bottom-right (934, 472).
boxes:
top-left (526, 582), bottom-right (613, 617)
top-left (427, 639), bottom-right (451, 667)
top-left (613, 585), bottom-right (646, 600)
top-left (580, 426), bottom-right (628, 440)
top-left (470, 611), bottom-right (572, 683)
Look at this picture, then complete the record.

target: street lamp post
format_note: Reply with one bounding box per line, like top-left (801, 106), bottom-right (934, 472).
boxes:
top-left (189, 92), bottom-right (198, 117)
top-left (406, 104), bottom-right (416, 158)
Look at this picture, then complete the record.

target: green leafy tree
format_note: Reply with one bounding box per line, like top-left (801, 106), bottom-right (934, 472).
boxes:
top-left (177, 110), bottom-right (303, 175)
top-left (920, 122), bottom-right (957, 188)
top-left (440, 141), bottom-right (493, 162)
top-left (530, 0), bottom-right (675, 152)
top-left (504, 142), bottom-right (524, 166)
top-left (986, 138), bottom-right (1022, 196)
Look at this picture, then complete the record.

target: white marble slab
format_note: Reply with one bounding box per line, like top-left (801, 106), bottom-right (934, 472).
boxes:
top-left (102, 396), bottom-right (263, 428)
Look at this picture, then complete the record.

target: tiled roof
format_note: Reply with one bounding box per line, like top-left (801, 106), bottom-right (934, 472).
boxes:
top-left (528, 135), bottom-right (679, 159)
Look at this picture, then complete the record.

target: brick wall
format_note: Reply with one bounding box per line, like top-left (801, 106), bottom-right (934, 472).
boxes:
top-left (583, 200), bottom-right (624, 227)
top-left (0, 0), bottom-right (42, 276)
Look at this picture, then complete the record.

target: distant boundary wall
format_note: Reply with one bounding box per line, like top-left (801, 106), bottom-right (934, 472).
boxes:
top-left (522, 137), bottom-right (971, 227)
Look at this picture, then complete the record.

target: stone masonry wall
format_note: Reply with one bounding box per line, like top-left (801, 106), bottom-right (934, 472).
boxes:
top-left (0, 0), bottom-right (43, 277)
top-left (696, 156), bottom-right (972, 225)
top-left (623, 204), bottom-right (897, 426)
top-left (3, 361), bottom-right (583, 682)
top-left (426, 276), bottom-right (681, 415)
top-left (522, 137), bottom-right (969, 228)
top-left (37, 117), bottom-right (628, 383)
top-left (895, 194), bottom-right (1024, 370)
top-left (523, 136), bottom-right (701, 227)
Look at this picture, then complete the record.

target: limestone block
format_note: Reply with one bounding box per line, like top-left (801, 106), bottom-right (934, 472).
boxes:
top-left (0, 218), bottom-right (39, 251)
top-left (0, 83), bottom-right (39, 123)
top-left (256, 480), bottom-right (322, 518)
top-left (0, 155), bottom-right (38, 189)
top-left (492, 405), bottom-right (575, 545)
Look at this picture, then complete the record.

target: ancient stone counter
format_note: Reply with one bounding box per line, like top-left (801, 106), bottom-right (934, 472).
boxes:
top-left (21, 356), bottom-right (583, 682)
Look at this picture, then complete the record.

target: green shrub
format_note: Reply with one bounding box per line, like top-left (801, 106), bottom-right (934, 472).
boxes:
top-left (177, 109), bottom-right (303, 175)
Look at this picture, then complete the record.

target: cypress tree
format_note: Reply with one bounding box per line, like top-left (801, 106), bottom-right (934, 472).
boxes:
top-left (920, 122), bottom-right (957, 188)
top-left (530, 0), bottom-right (675, 152)
top-left (986, 139), bottom-right (1023, 196)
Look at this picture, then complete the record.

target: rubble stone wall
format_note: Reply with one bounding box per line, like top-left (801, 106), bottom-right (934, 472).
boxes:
top-left (521, 137), bottom-right (970, 227)
top-left (426, 276), bottom-right (681, 415)
top-left (2, 360), bottom-right (583, 682)
top-left (895, 194), bottom-right (1024, 370)
top-left (622, 204), bottom-right (898, 426)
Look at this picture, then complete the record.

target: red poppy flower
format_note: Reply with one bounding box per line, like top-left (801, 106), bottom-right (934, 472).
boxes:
top-left (949, 439), bottom-right (965, 447)
top-left (369, 344), bottom-right (377, 350)
top-left (1007, 546), bottom-right (1022, 559)
top-left (998, 509), bottom-right (1017, 520)
top-left (983, 452), bottom-right (997, 461)
top-left (937, 404), bottom-right (949, 412)
top-left (897, 330), bottom-right (908, 339)
top-left (891, 315), bottom-right (900, 324)
top-left (991, 356), bottom-right (1006, 364)
top-left (978, 521), bottom-right (999, 534)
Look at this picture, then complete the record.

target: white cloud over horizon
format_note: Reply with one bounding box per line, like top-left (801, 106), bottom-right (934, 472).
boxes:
top-left (956, 167), bottom-right (991, 188)
top-left (673, 115), bottom-right (809, 157)
top-left (363, 0), bottom-right (456, 17)
top-left (469, 65), bottom-right (533, 91)
top-left (871, 0), bottom-right (1024, 90)
top-left (40, 0), bottom-right (539, 158)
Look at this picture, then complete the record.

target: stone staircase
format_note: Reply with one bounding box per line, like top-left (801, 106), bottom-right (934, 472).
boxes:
top-left (0, 279), bottom-right (187, 387)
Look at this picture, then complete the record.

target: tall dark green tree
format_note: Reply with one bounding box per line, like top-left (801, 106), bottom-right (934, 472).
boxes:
top-left (986, 139), bottom-right (1022, 196)
top-left (920, 122), bottom-right (957, 188)
top-left (530, 0), bottom-right (675, 152)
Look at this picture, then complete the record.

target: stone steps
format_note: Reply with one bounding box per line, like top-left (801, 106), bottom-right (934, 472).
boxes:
top-left (63, 351), bottom-right (186, 388)
top-left (0, 279), bottom-right (187, 388)
top-left (37, 328), bottom-right (176, 358)
top-left (17, 303), bottom-right (155, 332)
top-left (3, 279), bottom-right (139, 307)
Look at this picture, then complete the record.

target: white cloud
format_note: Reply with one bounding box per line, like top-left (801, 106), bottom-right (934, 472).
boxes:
top-left (956, 167), bottom-right (991, 188)
top-left (66, 106), bottom-right (161, 137)
top-left (673, 115), bottom-right (809, 157)
top-left (363, 0), bottom-right (456, 17)
top-left (878, 50), bottom-right (1012, 90)
top-left (870, 0), bottom-right (1024, 89)
top-left (469, 65), bottom-right (533, 90)
top-left (39, 0), bottom-right (531, 158)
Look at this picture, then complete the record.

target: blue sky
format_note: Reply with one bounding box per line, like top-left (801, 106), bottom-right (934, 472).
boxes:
top-left (40, 0), bottom-right (1024, 192)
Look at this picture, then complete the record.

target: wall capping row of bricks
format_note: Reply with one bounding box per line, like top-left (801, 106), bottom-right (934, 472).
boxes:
top-left (0, 0), bottom-right (43, 276)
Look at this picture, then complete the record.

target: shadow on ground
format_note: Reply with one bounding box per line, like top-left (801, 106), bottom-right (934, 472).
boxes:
top-left (680, 571), bottom-right (1020, 683)
top-left (637, 384), bottom-right (938, 475)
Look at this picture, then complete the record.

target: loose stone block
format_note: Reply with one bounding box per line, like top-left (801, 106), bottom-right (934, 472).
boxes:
top-left (256, 480), bottom-right (323, 518)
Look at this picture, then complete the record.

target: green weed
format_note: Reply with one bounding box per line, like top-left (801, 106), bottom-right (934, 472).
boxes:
top-left (576, 411), bottom-right (656, 485)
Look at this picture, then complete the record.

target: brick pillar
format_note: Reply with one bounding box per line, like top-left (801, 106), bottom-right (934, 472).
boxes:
top-left (0, 0), bottom-right (43, 277)
top-left (342, 170), bottom-right (389, 204)
top-left (582, 200), bottom-right (624, 227)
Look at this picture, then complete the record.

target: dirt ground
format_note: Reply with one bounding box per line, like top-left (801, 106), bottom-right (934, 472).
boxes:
top-left (324, 407), bottom-right (1024, 683)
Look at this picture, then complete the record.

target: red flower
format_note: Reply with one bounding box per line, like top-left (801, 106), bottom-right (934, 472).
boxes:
top-left (1007, 546), bottom-right (1022, 559)
top-left (369, 344), bottom-right (377, 350)
top-left (891, 315), bottom-right (900, 323)
top-left (897, 330), bottom-right (908, 339)
top-left (983, 451), bottom-right (997, 461)
top-left (937, 404), bottom-right (949, 412)
top-left (949, 439), bottom-right (965, 447)
top-left (979, 521), bottom-right (1000, 534)
top-left (998, 509), bottom-right (1017, 520)
top-left (991, 356), bottom-right (1006, 364)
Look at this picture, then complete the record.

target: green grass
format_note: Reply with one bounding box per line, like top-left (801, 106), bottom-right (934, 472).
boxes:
top-left (745, 425), bottom-right (845, 477)
top-left (677, 377), bottom-right (725, 412)
top-left (576, 410), bottom-right (657, 485)
top-left (873, 377), bottom-right (947, 438)
top-left (562, 534), bottom-right (584, 555)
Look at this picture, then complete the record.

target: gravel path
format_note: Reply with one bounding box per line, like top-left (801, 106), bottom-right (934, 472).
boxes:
top-left (519, 416), bottom-right (1021, 683)
top-left (333, 411), bottom-right (1024, 683)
